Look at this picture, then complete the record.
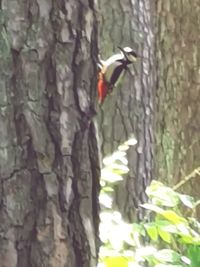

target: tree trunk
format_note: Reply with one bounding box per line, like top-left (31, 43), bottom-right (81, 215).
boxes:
top-left (0, 1), bottom-right (100, 267)
top-left (98, 0), bottom-right (156, 221)
top-left (155, 0), bottom-right (200, 200)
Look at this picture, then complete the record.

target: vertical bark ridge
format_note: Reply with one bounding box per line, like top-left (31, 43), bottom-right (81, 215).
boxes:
top-left (155, 0), bottom-right (200, 195)
top-left (0, 0), bottom-right (100, 266)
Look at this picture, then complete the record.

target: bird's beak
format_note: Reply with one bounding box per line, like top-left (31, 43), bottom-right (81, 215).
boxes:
top-left (117, 47), bottom-right (148, 61)
top-left (137, 55), bottom-right (148, 61)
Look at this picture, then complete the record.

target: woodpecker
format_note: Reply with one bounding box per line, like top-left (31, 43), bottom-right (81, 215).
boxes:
top-left (97, 47), bottom-right (138, 104)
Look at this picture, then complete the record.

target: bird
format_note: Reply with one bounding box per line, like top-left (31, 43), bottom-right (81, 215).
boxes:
top-left (97, 47), bottom-right (138, 104)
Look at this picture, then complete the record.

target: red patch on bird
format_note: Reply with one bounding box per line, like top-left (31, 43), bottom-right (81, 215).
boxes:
top-left (97, 72), bottom-right (109, 104)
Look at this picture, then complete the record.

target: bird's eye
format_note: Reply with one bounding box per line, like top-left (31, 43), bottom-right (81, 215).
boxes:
top-left (131, 52), bottom-right (137, 58)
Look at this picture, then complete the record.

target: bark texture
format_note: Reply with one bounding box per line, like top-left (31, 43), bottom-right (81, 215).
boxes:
top-left (98, 0), bottom-right (156, 220)
top-left (0, 1), bottom-right (100, 267)
top-left (155, 0), bottom-right (200, 196)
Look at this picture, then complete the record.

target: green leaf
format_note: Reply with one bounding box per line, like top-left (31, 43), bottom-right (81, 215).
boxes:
top-left (158, 228), bottom-right (172, 243)
top-left (108, 226), bottom-right (124, 251)
top-left (156, 220), bottom-right (178, 234)
top-left (187, 245), bottom-right (200, 267)
top-left (124, 137), bottom-right (137, 146)
top-left (135, 246), bottom-right (157, 262)
top-left (179, 235), bottom-right (195, 245)
top-left (117, 223), bottom-right (135, 246)
top-left (141, 203), bottom-right (163, 214)
top-left (101, 169), bottom-right (123, 182)
top-left (160, 210), bottom-right (187, 224)
top-left (154, 249), bottom-right (181, 263)
top-left (181, 256), bottom-right (191, 265)
top-left (101, 186), bottom-right (114, 192)
top-left (155, 264), bottom-right (183, 267)
top-left (178, 194), bottom-right (195, 208)
top-left (104, 256), bottom-right (130, 267)
top-left (108, 163), bottom-right (129, 174)
top-left (146, 181), bottom-right (179, 207)
top-left (99, 192), bottom-right (112, 208)
top-left (103, 151), bottom-right (128, 166)
top-left (118, 144), bottom-right (130, 151)
top-left (144, 223), bottom-right (158, 241)
top-left (176, 223), bottom-right (190, 236)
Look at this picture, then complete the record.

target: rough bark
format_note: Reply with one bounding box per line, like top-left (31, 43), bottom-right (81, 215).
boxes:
top-left (97, 0), bottom-right (156, 221)
top-left (0, 1), bottom-right (100, 267)
top-left (155, 0), bottom-right (200, 198)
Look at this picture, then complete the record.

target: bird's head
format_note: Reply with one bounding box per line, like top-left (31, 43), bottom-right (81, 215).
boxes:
top-left (118, 46), bottom-right (138, 63)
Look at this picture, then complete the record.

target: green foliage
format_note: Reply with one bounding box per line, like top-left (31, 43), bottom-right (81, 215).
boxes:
top-left (98, 139), bottom-right (200, 267)
top-left (187, 245), bottom-right (200, 267)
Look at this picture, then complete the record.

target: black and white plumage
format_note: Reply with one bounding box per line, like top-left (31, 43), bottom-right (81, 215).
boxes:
top-left (97, 47), bottom-right (138, 103)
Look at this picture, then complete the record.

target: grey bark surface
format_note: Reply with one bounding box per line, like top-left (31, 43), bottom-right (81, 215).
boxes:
top-left (0, 1), bottom-right (100, 267)
top-left (97, 0), bottom-right (156, 221)
top-left (155, 0), bottom-right (200, 198)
